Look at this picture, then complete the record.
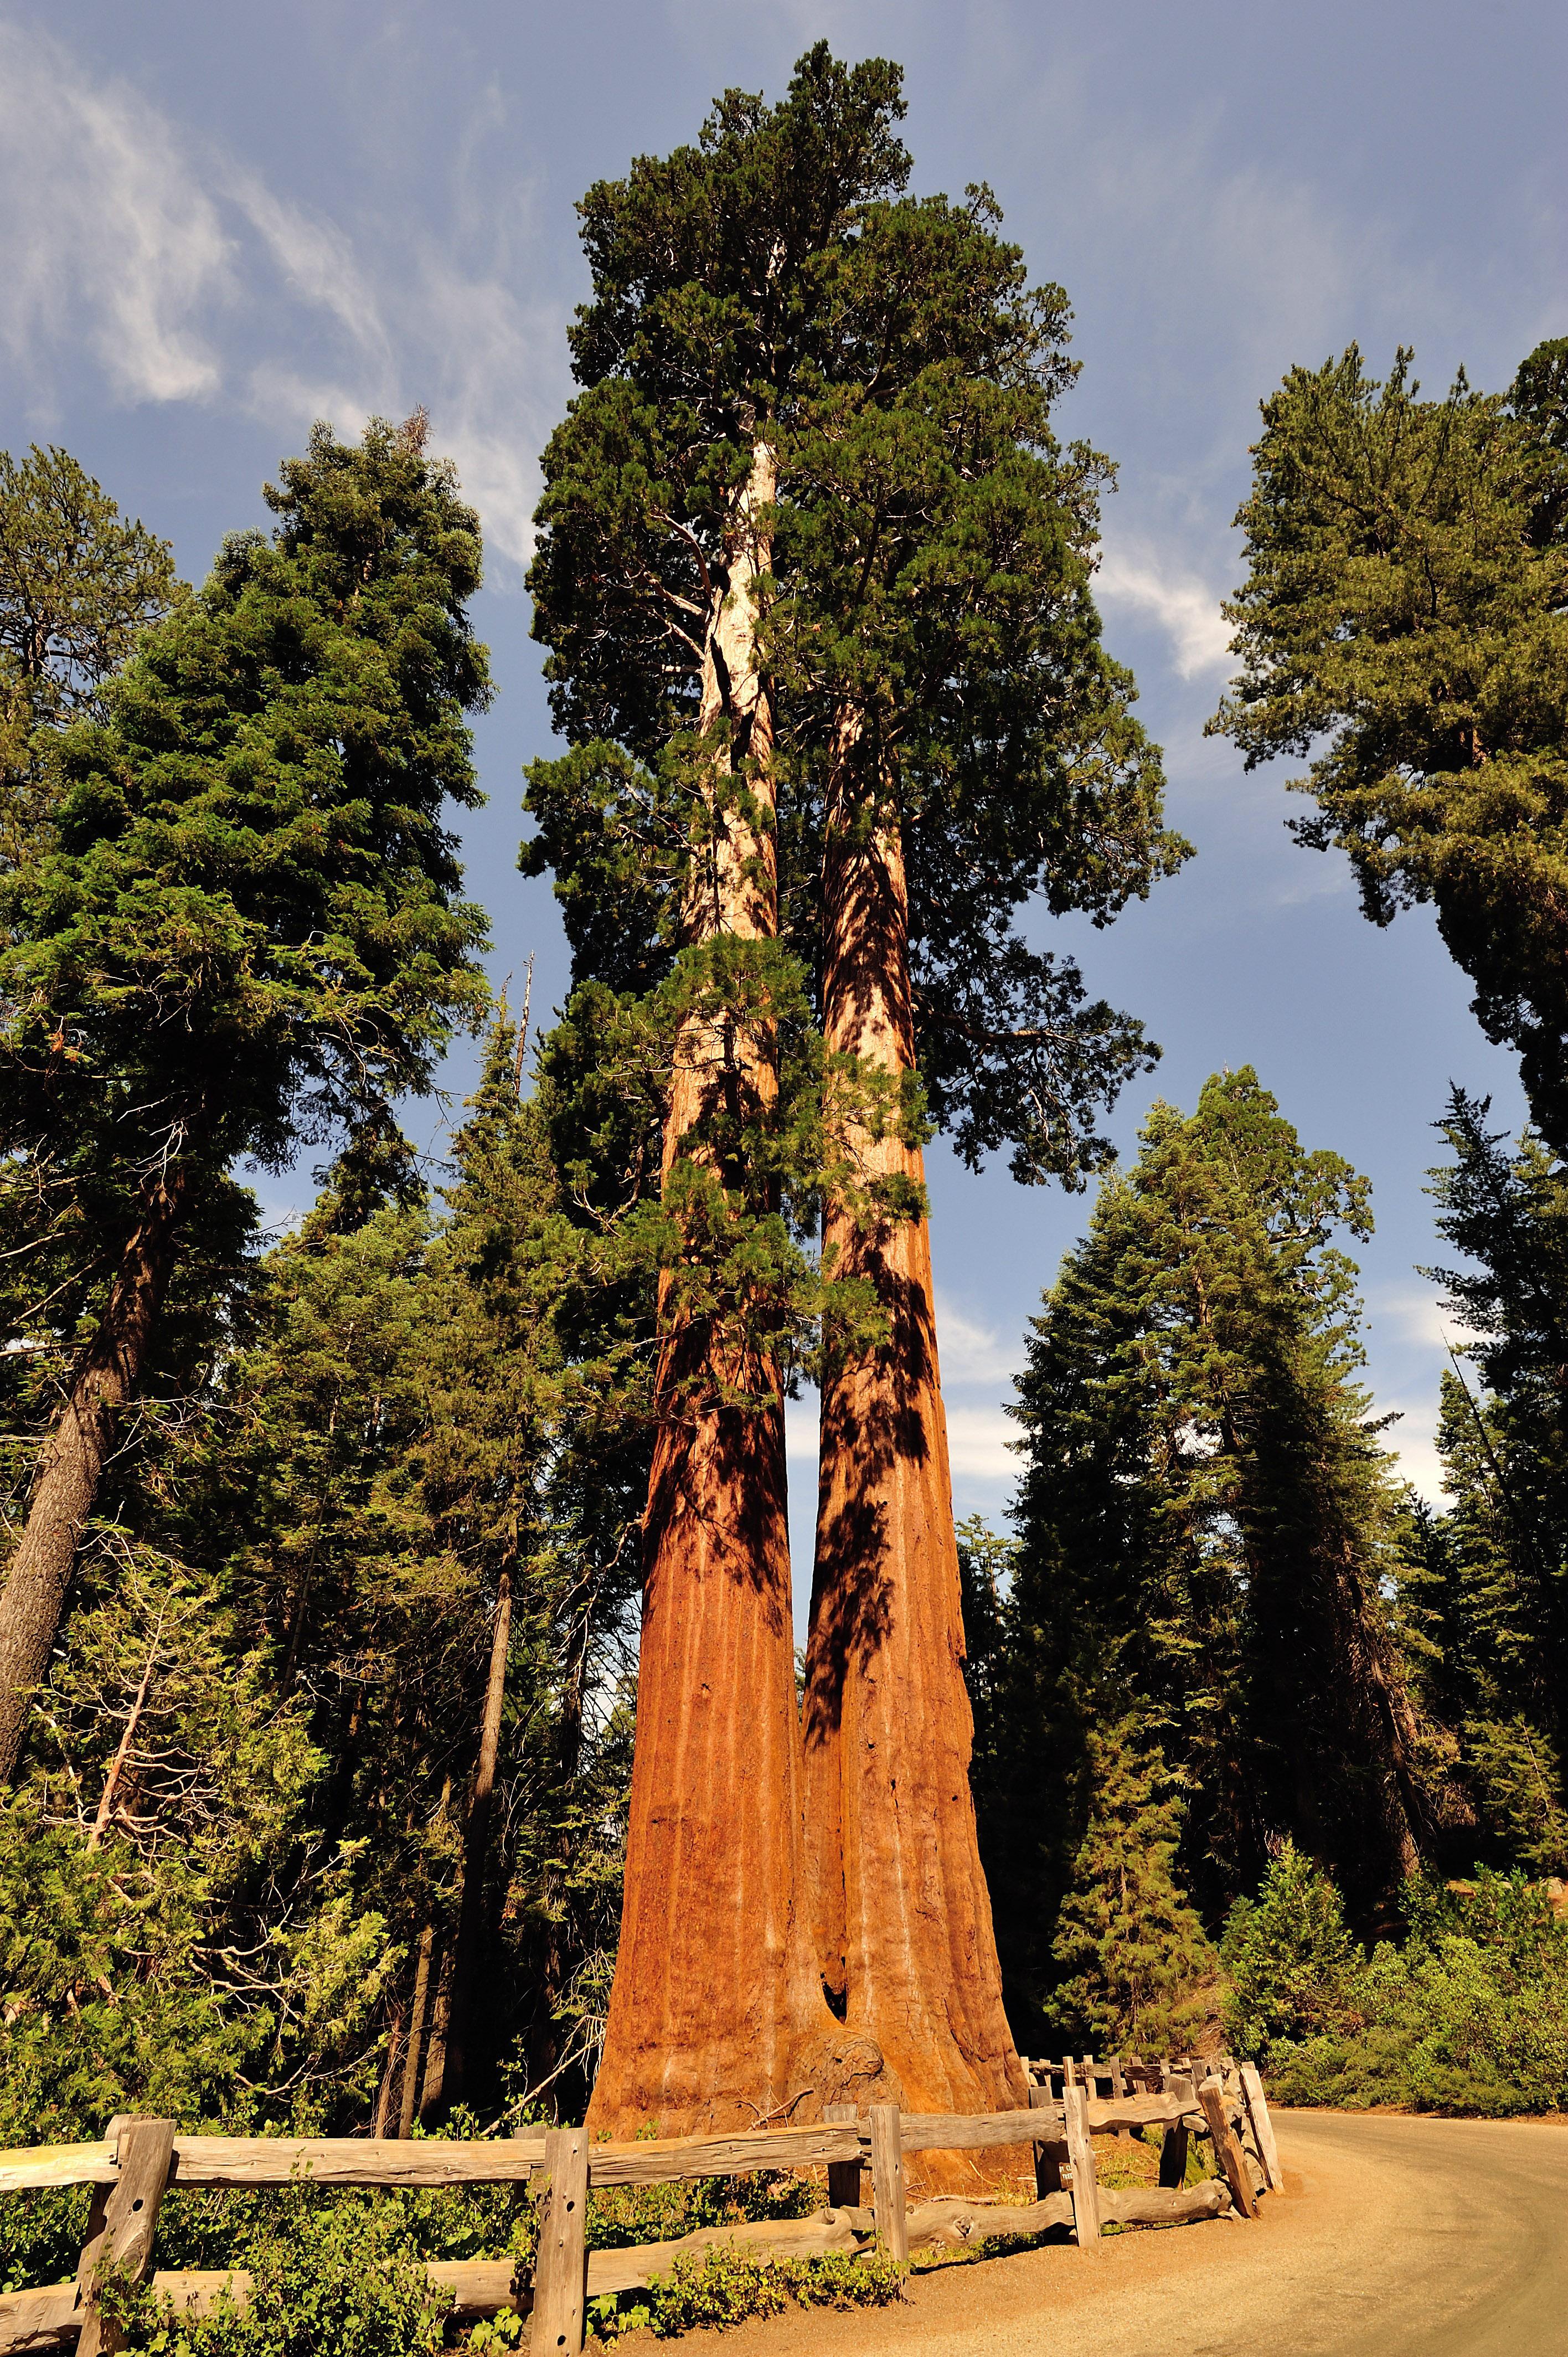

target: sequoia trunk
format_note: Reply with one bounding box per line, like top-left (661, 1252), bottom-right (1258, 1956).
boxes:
top-left (588, 448), bottom-right (862, 2135)
top-left (0, 1167), bottom-right (187, 1783)
top-left (803, 750), bottom-right (1026, 2140)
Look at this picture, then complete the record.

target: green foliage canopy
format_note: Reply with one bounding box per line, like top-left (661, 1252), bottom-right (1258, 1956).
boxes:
top-left (1210, 342), bottom-right (1568, 1147)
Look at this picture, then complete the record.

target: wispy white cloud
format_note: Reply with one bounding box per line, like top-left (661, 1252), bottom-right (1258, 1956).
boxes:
top-left (0, 19), bottom-right (565, 578)
top-left (1096, 541), bottom-right (1232, 680)
top-left (0, 21), bottom-right (230, 404)
top-left (1372, 1285), bottom-right (1458, 1356)
top-left (943, 1402), bottom-right (1020, 1485)
top-left (932, 1293), bottom-right (1019, 1389)
top-left (1380, 1404), bottom-right (1448, 1506)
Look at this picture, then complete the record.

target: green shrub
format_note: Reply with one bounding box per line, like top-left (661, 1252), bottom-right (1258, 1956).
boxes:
top-left (586, 2169), bottom-right (817, 2252)
top-left (1225, 1851), bottom-right (1568, 2114)
top-left (1221, 1840), bottom-right (1363, 2054)
top-left (589, 2245), bottom-right (906, 2341)
top-left (116, 2195), bottom-right (450, 2357)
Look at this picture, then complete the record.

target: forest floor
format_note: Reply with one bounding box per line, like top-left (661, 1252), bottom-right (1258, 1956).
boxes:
top-left (604, 2111), bottom-right (1568, 2356)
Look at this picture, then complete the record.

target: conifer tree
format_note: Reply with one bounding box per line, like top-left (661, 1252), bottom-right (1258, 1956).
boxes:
top-left (526, 45), bottom-right (1182, 2133)
top-left (1414, 1090), bottom-right (1568, 1870)
top-left (527, 48), bottom-right (915, 2133)
top-left (1048, 1715), bottom-right (1215, 2051)
top-left (774, 188), bottom-right (1179, 2125)
top-left (993, 1069), bottom-right (1433, 2011)
top-left (1210, 342), bottom-right (1568, 1147)
top-left (0, 416), bottom-right (491, 1781)
top-left (0, 442), bottom-right (178, 871)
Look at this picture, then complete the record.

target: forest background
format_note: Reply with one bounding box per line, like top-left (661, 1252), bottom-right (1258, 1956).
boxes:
top-left (4, 3), bottom-right (1568, 2314)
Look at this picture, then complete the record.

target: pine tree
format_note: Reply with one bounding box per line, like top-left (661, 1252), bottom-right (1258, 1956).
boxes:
top-left (1209, 342), bottom-right (1568, 1147)
top-left (0, 416), bottom-right (491, 1780)
top-left (1049, 1716), bottom-right (1215, 2052)
top-left (993, 1068), bottom-right (1434, 2015)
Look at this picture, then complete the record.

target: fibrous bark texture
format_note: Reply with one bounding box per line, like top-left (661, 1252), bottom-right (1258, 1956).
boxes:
top-left (0, 1169), bottom-right (185, 1783)
top-left (589, 452), bottom-right (869, 2136)
top-left (804, 758), bottom-right (1027, 2155)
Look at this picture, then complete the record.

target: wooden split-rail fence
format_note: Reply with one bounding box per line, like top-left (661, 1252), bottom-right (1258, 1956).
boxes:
top-left (0, 2055), bottom-right (1281, 2357)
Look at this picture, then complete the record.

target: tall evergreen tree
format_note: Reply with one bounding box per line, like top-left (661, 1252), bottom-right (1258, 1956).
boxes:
top-left (988, 1069), bottom-right (1433, 2036)
top-left (0, 417), bottom-right (491, 1781)
top-left (527, 47), bottom-right (917, 2134)
top-left (1412, 1090), bottom-right (1568, 1871)
top-left (773, 186), bottom-right (1179, 2129)
top-left (1209, 341), bottom-right (1568, 1147)
top-left (525, 44), bottom-right (1183, 2135)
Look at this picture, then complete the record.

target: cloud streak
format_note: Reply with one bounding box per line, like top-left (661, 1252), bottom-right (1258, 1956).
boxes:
top-left (0, 22), bottom-right (231, 403)
top-left (0, 19), bottom-right (566, 576)
top-left (1096, 541), bottom-right (1233, 679)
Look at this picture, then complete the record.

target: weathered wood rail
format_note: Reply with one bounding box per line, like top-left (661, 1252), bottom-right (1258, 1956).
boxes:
top-left (0, 2056), bottom-right (1278, 2356)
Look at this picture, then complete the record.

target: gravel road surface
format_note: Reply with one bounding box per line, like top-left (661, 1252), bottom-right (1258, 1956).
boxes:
top-left (626, 2111), bottom-right (1568, 2356)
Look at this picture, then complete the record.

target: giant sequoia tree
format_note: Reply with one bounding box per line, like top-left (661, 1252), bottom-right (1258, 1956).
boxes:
top-left (1209, 341), bottom-right (1568, 1147)
top-left (527, 46), bottom-right (1182, 2132)
top-left (772, 189), bottom-right (1181, 2121)
top-left (0, 418), bottom-right (491, 1780)
top-left (528, 48), bottom-right (912, 2132)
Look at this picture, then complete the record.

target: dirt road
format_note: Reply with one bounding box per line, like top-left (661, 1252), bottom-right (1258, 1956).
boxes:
top-left (632, 2112), bottom-right (1568, 2356)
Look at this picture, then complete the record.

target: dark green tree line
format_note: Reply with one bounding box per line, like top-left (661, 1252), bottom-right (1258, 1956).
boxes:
top-left (975, 1069), bottom-right (1441, 2046)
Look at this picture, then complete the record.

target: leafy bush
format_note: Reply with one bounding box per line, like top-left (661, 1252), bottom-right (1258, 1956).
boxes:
top-left (589, 2245), bottom-right (906, 2342)
top-left (1223, 1845), bottom-right (1568, 2113)
top-left (1221, 1839), bottom-right (1363, 2051)
top-left (586, 2169), bottom-right (818, 2252)
top-left (114, 2196), bottom-right (450, 2357)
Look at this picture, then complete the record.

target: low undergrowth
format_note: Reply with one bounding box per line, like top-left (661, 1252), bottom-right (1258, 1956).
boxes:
top-left (587, 2245), bottom-right (906, 2343)
top-left (585, 2168), bottom-right (818, 2251)
top-left (1226, 1846), bottom-right (1568, 2114)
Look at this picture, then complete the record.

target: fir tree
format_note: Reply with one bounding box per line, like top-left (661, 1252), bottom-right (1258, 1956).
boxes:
top-left (989, 1068), bottom-right (1434, 2026)
top-left (1209, 342), bottom-right (1568, 1147)
top-left (0, 416), bottom-right (491, 1780)
top-left (1049, 1715), bottom-right (1216, 2052)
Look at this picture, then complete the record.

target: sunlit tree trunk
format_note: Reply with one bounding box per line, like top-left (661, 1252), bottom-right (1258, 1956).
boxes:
top-left (0, 1166), bottom-right (186, 1783)
top-left (803, 736), bottom-right (1027, 2153)
top-left (589, 446), bottom-right (859, 2135)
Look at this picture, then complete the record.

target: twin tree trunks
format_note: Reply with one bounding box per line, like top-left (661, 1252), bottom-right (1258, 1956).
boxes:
top-left (587, 445), bottom-right (1024, 2164)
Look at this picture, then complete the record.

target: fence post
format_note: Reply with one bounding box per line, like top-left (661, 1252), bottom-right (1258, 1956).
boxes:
top-left (1198, 2077), bottom-right (1257, 2219)
top-left (533, 2126), bottom-right (589, 2355)
top-left (1028, 2081), bottom-right (1062, 2196)
top-left (75, 2116), bottom-right (174, 2357)
top-left (868, 2104), bottom-right (908, 2263)
top-left (824, 2104), bottom-right (862, 2210)
top-left (1237, 2062), bottom-right (1282, 2191)
top-left (1061, 2082), bottom-right (1101, 2249)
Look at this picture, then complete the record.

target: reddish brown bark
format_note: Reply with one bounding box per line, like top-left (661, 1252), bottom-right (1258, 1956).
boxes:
top-left (0, 1166), bottom-right (187, 1784)
top-left (588, 450), bottom-right (873, 2136)
top-left (803, 752), bottom-right (1027, 2157)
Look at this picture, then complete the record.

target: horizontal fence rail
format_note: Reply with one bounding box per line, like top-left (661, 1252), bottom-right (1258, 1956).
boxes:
top-left (0, 2056), bottom-right (1280, 2357)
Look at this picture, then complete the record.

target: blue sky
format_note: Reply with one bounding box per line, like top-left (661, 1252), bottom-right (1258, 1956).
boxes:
top-left (3, 0), bottom-right (1559, 1572)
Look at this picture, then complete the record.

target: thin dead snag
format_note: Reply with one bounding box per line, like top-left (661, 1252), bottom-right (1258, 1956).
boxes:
top-left (803, 731), bottom-right (1027, 2171)
top-left (589, 446), bottom-right (860, 2137)
top-left (437, 1565), bottom-right (515, 2112)
top-left (0, 1166), bottom-right (187, 1783)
